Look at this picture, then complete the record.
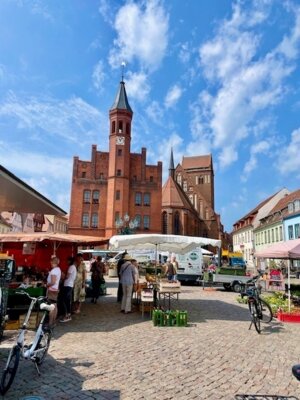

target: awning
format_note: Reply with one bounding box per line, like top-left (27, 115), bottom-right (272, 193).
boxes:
top-left (254, 239), bottom-right (300, 259)
top-left (0, 165), bottom-right (66, 215)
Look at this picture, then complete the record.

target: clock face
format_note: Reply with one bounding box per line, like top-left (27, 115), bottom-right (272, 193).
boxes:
top-left (116, 136), bottom-right (125, 145)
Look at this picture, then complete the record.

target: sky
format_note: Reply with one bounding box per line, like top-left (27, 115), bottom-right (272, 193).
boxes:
top-left (0, 0), bottom-right (300, 232)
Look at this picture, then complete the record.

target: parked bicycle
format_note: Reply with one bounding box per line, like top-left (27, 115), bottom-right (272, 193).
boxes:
top-left (240, 274), bottom-right (273, 334)
top-left (0, 291), bottom-right (55, 395)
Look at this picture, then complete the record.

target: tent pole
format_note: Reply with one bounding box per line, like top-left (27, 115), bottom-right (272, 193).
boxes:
top-left (288, 259), bottom-right (291, 313)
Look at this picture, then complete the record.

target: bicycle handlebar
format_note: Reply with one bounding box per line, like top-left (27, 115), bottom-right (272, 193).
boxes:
top-left (15, 291), bottom-right (46, 302)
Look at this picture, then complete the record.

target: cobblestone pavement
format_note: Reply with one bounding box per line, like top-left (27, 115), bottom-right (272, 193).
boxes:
top-left (1, 279), bottom-right (300, 400)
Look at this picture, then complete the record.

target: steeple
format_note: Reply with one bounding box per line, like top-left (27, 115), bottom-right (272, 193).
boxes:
top-left (110, 80), bottom-right (133, 113)
top-left (169, 147), bottom-right (175, 179)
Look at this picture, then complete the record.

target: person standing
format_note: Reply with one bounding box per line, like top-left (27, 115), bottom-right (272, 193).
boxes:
top-left (46, 256), bottom-right (61, 327)
top-left (171, 255), bottom-right (179, 281)
top-left (165, 258), bottom-right (176, 281)
top-left (120, 254), bottom-right (137, 314)
top-left (117, 252), bottom-right (127, 302)
top-left (73, 253), bottom-right (86, 314)
top-left (90, 256), bottom-right (105, 304)
top-left (60, 256), bottom-right (77, 323)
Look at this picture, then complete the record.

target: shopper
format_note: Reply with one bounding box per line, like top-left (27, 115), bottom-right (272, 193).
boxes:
top-left (73, 253), bottom-right (86, 314)
top-left (60, 256), bottom-right (77, 323)
top-left (90, 256), bottom-right (105, 304)
top-left (117, 252), bottom-right (127, 302)
top-left (46, 255), bottom-right (61, 327)
top-left (120, 254), bottom-right (138, 314)
top-left (171, 255), bottom-right (179, 281)
top-left (165, 258), bottom-right (176, 281)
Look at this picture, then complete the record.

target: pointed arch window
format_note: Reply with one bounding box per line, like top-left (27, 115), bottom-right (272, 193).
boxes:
top-left (162, 212), bottom-right (168, 234)
top-left (177, 174), bottom-right (182, 185)
top-left (174, 212), bottom-right (180, 235)
top-left (112, 121), bottom-right (116, 133)
top-left (118, 121), bottom-right (123, 133)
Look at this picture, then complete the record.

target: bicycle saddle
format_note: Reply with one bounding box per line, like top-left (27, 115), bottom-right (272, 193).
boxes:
top-left (40, 303), bottom-right (55, 312)
top-left (292, 364), bottom-right (300, 381)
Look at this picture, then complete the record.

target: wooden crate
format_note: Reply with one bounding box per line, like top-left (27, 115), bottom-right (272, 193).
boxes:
top-left (5, 320), bottom-right (19, 330)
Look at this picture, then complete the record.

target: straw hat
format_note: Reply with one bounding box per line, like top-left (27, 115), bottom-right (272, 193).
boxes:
top-left (123, 254), bottom-right (134, 261)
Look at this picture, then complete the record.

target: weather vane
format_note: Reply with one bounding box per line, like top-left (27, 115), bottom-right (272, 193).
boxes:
top-left (121, 61), bottom-right (126, 82)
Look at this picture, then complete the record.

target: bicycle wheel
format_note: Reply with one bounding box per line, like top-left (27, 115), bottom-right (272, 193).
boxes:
top-left (0, 345), bottom-right (20, 395)
top-left (259, 298), bottom-right (273, 323)
top-left (35, 329), bottom-right (52, 366)
top-left (248, 300), bottom-right (261, 334)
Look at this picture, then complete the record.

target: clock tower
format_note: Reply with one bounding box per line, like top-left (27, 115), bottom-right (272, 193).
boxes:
top-left (106, 79), bottom-right (133, 236)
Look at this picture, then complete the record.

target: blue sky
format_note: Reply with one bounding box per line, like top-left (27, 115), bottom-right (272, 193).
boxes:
top-left (0, 0), bottom-right (300, 232)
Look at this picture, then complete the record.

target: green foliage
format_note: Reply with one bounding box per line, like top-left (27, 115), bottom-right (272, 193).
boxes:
top-left (236, 291), bottom-right (293, 313)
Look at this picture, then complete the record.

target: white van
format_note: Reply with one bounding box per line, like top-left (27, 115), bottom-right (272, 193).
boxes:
top-left (175, 248), bottom-right (203, 284)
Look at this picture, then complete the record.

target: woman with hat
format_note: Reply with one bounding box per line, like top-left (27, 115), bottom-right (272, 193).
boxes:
top-left (119, 254), bottom-right (138, 314)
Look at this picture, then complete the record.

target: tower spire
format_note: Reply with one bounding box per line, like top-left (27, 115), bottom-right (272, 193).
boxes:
top-left (121, 61), bottom-right (126, 83)
top-left (169, 147), bottom-right (175, 179)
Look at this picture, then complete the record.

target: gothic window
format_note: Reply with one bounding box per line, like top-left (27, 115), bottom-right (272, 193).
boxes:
top-left (189, 195), bottom-right (193, 205)
top-left (83, 190), bottom-right (91, 204)
top-left (112, 121), bottom-right (116, 133)
top-left (117, 169), bottom-right (121, 176)
top-left (177, 174), bottom-right (182, 185)
top-left (144, 193), bottom-right (150, 206)
top-left (150, 176), bottom-right (153, 182)
top-left (135, 192), bottom-right (142, 206)
top-left (100, 173), bottom-right (104, 180)
top-left (199, 176), bottom-right (204, 184)
top-left (117, 149), bottom-right (122, 156)
top-left (133, 175), bottom-right (137, 181)
top-left (143, 215), bottom-right (150, 230)
top-left (91, 213), bottom-right (98, 228)
top-left (183, 180), bottom-right (187, 192)
top-left (162, 212), bottom-right (167, 234)
top-left (174, 212), bottom-right (180, 235)
top-left (82, 171), bottom-right (86, 178)
top-left (205, 208), bottom-right (209, 220)
top-left (82, 213), bottom-right (89, 228)
top-left (116, 190), bottom-right (120, 200)
top-left (118, 121), bottom-right (123, 133)
top-left (207, 175), bottom-right (211, 184)
top-left (92, 190), bottom-right (99, 204)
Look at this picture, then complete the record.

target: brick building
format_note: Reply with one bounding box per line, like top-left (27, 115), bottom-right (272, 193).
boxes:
top-left (68, 80), bottom-right (162, 238)
top-left (162, 150), bottom-right (224, 241)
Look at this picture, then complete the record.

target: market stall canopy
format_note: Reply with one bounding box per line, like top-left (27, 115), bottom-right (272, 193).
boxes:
top-left (109, 234), bottom-right (221, 254)
top-left (0, 165), bottom-right (66, 215)
top-left (254, 239), bottom-right (300, 259)
top-left (0, 232), bottom-right (108, 246)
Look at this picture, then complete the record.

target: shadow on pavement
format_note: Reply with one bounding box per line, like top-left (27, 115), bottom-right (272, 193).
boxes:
top-left (0, 352), bottom-right (120, 400)
top-left (235, 395), bottom-right (299, 400)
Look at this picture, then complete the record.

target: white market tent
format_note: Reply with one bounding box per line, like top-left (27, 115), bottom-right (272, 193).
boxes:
top-left (254, 238), bottom-right (300, 312)
top-left (109, 233), bottom-right (221, 255)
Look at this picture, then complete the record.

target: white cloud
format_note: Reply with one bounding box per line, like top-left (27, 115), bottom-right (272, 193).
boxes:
top-left (146, 101), bottom-right (164, 123)
top-left (125, 71), bottom-right (150, 102)
top-left (188, 2), bottom-right (300, 170)
top-left (98, 0), bottom-right (115, 26)
top-left (155, 132), bottom-right (184, 180)
top-left (242, 140), bottom-right (271, 180)
top-left (0, 92), bottom-right (105, 146)
top-left (92, 60), bottom-right (105, 91)
top-left (179, 42), bottom-right (191, 64)
top-left (164, 84), bottom-right (183, 108)
top-left (109, 0), bottom-right (169, 71)
top-left (278, 128), bottom-right (300, 176)
top-left (10, 0), bottom-right (54, 21)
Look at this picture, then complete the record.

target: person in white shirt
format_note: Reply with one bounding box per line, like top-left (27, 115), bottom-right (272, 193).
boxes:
top-left (60, 256), bottom-right (77, 323)
top-left (46, 256), bottom-right (61, 327)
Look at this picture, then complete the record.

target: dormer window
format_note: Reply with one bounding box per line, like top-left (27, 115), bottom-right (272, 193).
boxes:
top-left (294, 199), bottom-right (300, 212)
top-left (288, 202), bottom-right (294, 213)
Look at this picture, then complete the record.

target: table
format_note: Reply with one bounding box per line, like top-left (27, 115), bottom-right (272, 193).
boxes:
top-left (157, 289), bottom-right (180, 310)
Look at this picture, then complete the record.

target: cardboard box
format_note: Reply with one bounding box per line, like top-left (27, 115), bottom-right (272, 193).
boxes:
top-left (19, 312), bottom-right (42, 329)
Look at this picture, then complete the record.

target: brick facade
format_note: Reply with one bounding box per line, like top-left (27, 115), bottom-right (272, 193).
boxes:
top-left (68, 81), bottom-right (162, 238)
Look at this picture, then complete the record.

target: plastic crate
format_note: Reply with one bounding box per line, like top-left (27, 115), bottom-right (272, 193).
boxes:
top-left (152, 309), bottom-right (187, 327)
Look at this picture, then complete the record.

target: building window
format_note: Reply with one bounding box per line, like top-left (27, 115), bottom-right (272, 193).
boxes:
top-left (81, 171), bottom-right (86, 178)
top-left (117, 149), bottom-right (122, 156)
top-left (143, 215), bottom-right (150, 230)
top-left (205, 208), bottom-right (209, 220)
top-left (150, 176), bottom-right (153, 182)
top-left (82, 213), bottom-right (89, 228)
top-left (91, 213), bottom-right (98, 228)
top-left (83, 190), bottom-right (91, 204)
top-left (174, 212), bottom-right (180, 235)
top-left (118, 121), bottom-right (123, 133)
top-left (279, 226), bottom-right (283, 241)
top-left (116, 190), bottom-right (120, 200)
top-left (115, 212), bottom-right (120, 223)
top-left (183, 180), bottom-right (187, 192)
top-left (275, 227), bottom-right (279, 242)
top-left (144, 193), bottom-right (150, 206)
top-left (100, 173), bottom-right (104, 180)
top-left (177, 174), bottom-right (182, 185)
top-left (267, 230), bottom-right (270, 243)
top-left (198, 176), bottom-right (204, 184)
top-left (206, 175), bottom-right (211, 184)
top-left (271, 229), bottom-right (274, 243)
top-left (288, 202), bottom-right (294, 213)
top-left (117, 169), bottom-right (121, 176)
top-left (92, 190), bottom-right (99, 204)
top-left (162, 212), bottom-right (167, 234)
top-left (135, 215), bottom-right (141, 229)
top-left (288, 225), bottom-right (294, 240)
top-left (295, 223), bottom-right (300, 239)
top-left (126, 123), bottom-right (130, 135)
top-left (133, 175), bottom-right (137, 181)
top-left (189, 195), bottom-right (193, 205)
top-left (135, 192), bottom-right (142, 206)
top-left (295, 200), bottom-right (300, 212)
top-left (112, 121), bottom-right (116, 133)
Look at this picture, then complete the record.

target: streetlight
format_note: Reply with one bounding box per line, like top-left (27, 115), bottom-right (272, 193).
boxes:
top-left (115, 213), bottom-right (139, 235)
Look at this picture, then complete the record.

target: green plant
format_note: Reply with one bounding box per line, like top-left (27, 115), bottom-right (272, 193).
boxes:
top-left (262, 291), bottom-right (293, 314)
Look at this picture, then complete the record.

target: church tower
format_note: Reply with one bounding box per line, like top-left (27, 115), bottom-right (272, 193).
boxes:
top-left (106, 79), bottom-right (133, 236)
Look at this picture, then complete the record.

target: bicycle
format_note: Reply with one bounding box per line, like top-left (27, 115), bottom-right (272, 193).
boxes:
top-left (0, 291), bottom-right (55, 395)
top-left (240, 274), bottom-right (273, 334)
